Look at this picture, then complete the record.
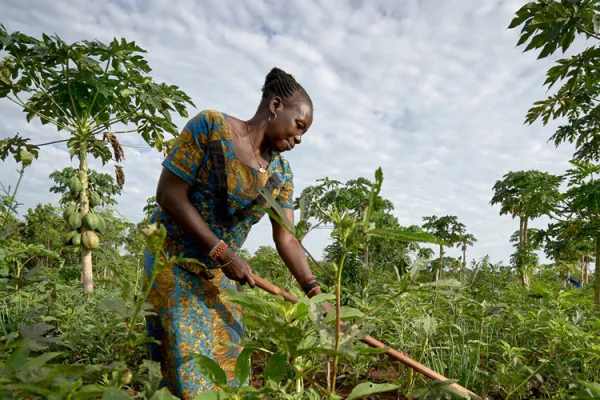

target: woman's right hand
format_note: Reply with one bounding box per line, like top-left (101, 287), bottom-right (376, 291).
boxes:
top-left (218, 249), bottom-right (256, 288)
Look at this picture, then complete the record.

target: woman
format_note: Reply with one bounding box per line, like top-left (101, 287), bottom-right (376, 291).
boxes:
top-left (143, 67), bottom-right (329, 399)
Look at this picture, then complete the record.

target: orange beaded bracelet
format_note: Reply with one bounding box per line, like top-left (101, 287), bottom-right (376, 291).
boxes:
top-left (209, 240), bottom-right (228, 259)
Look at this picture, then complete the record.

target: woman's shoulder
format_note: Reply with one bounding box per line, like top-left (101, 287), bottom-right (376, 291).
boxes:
top-left (187, 109), bottom-right (227, 126)
top-left (273, 152), bottom-right (294, 181)
top-left (184, 110), bottom-right (229, 140)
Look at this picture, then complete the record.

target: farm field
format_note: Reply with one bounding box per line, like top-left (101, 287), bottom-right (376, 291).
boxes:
top-left (1, 1), bottom-right (600, 399)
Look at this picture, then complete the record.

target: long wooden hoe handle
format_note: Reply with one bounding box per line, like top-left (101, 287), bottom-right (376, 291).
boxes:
top-left (251, 274), bottom-right (483, 400)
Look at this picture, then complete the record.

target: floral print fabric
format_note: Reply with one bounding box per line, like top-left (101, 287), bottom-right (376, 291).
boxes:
top-left (143, 110), bottom-right (294, 398)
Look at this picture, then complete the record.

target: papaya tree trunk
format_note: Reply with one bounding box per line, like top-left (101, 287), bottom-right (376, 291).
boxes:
top-left (585, 259), bottom-right (589, 284)
top-left (518, 217), bottom-right (525, 285)
top-left (363, 238), bottom-right (369, 270)
top-left (595, 238), bottom-right (600, 308)
top-left (434, 245), bottom-right (443, 282)
top-left (580, 255), bottom-right (585, 287)
top-left (79, 139), bottom-right (93, 293)
top-left (519, 217), bottom-right (530, 288)
top-left (461, 245), bottom-right (466, 282)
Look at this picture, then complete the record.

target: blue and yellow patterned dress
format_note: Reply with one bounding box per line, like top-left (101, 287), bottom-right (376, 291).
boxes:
top-left (143, 110), bottom-right (294, 399)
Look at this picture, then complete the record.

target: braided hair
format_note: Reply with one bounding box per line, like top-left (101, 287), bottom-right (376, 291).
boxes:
top-left (261, 67), bottom-right (312, 106)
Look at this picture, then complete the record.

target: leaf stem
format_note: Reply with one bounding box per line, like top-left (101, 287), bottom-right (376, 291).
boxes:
top-left (578, 23), bottom-right (600, 41)
top-left (63, 56), bottom-right (80, 121)
top-left (7, 95), bottom-right (75, 133)
top-left (86, 55), bottom-right (112, 120)
top-left (329, 251), bottom-right (346, 395)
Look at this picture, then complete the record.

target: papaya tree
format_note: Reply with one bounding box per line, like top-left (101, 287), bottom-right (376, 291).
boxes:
top-left (295, 175), bottom-right (394, 269)
top-left (490, 170), bottom-right (562, 287)
top-left (0, 26), bottom-right (194, 292)
top-left (509, 1), bottom-right (600, 162)
top-left (540, 220), bottom-right (590, 286)
top-left (456, 232), bottom-right (477, 282)
top-left (421, 215), bottom-right (466, 281)
top-left (49, 167), bottom-right (122, 281)
top-left (562, 160), bottom-right (600, 307)
top-left (368, 213), bottom-right (427, 278)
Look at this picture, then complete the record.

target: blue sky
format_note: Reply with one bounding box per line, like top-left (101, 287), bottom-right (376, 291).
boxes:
top-left (0, 0), bottom-right (582, 266)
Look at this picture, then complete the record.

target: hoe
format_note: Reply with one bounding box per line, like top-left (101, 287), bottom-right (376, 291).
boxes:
top-left (251, 273), bottom-right (483, 400)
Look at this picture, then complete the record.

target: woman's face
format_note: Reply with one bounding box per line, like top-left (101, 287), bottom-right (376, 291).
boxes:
top-left (266, 97), bottom-right (313, 153)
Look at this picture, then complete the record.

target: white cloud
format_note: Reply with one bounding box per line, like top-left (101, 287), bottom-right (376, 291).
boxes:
top-left (0, 0), bottom-right (584, 267)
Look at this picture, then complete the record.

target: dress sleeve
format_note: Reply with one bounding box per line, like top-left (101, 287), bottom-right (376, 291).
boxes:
top-left (161, 112), bottom-right (210, 185)
top-left (276, 157), bottom-right (294, 209)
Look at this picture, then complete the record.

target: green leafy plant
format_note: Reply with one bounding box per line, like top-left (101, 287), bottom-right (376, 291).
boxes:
top-left (0, 25), bottom-right (194, 293)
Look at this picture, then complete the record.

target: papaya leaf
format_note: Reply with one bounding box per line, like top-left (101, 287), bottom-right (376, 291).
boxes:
top-left (324, 306), bottom-right (364, 324)
top-left (234, 347), bottom-right (254, 386)
top-left (263, 351), bottom-right (288, 383)
top-left (191, 391), bottom-right (229, 400)
top-left (149, 388), bottom-right (181, 400)
top-left (366, 227), bottom-right (446, 245)
top-left (309, 293), bottom-right (336, 304)
top-left (346, 382), bottom-right (399, 400)
top-left (192, 354), bottom-right (227, 386)
top-left (102, 387), bottom-right (131, 400)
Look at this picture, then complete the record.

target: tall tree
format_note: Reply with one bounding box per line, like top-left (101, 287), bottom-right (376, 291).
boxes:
top-left (509, 1), bottom-right (600, 162)
top-left (422, 215), bottom-right (466, 281)
top-left (562, 160), bottom-right (600, 306)
top-left (370, 218), bottom-right (426, 278)
top-left (295, 175), bottom-right (394, 269)
top-left (456, 233), bottom-right (477, 282)
top-left (0, 27), bottom-right (193, 292)
top-left (542, 220), bottom-right (592, 287)
top-left (490, 170), bottom-right (562, 287)
top-left (49, 167), bottom-right (123, 283)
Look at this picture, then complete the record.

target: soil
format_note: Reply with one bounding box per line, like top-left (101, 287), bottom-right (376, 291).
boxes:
top-left (250, 353), bottom-right (410, 399)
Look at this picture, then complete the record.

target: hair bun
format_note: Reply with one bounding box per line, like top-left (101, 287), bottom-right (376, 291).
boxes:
top-left (264, 67), bottom-right (290, 86)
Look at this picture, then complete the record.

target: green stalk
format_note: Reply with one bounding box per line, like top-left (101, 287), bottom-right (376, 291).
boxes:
top-left (0, 163), bottom-right (27, 229)
top-left (329, 251), bottom-right (347, 395)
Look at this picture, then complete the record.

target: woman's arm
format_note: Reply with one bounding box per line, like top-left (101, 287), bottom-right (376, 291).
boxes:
top-left (271, 208), bottom-right (331, 312)
top-left (156, 167), bottom-right (255, 287)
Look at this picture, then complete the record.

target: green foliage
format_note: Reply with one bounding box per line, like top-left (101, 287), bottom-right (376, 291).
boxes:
top-left (0, 134), bottom-right (40, 163)
top-left (422, 215), bottom-right (467, 280)
top-left (509, 0), bottom-right (600, 162)
top-left (0, 25), bottom-right (194, 161)
top-left (49, 167), bottom-right (122, 207)
top-left (490, 170), bottom-right (563, 220)
top-left (1, 22), bottom-right (599, 399)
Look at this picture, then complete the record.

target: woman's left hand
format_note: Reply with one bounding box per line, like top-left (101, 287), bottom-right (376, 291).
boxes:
top-left (320, 301), bottom-right (333, 315)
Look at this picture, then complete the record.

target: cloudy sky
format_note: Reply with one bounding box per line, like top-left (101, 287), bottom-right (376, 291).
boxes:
top-left (0, 0), bottom-right (586, 266)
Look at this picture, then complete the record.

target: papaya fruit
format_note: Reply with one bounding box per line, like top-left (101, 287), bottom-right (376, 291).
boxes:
top-left (95, 215), bottom-right (106, 234)
top-left (68, 175), bottom-right (83, 194)
top-left (63, 230), bottom-right (78, 245)
top-left (83, 213), bottom-right (100, 231)
top-left (63, 204), bottom-right (77, 220)
top-left (89, 191), bottom-right (101, 208)
top-left (68, 211), bottom-right (82, 229)
top-left (72, 233), bottom-right (82, 246)
top-left (82, 231), bottom-right (100, 249)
